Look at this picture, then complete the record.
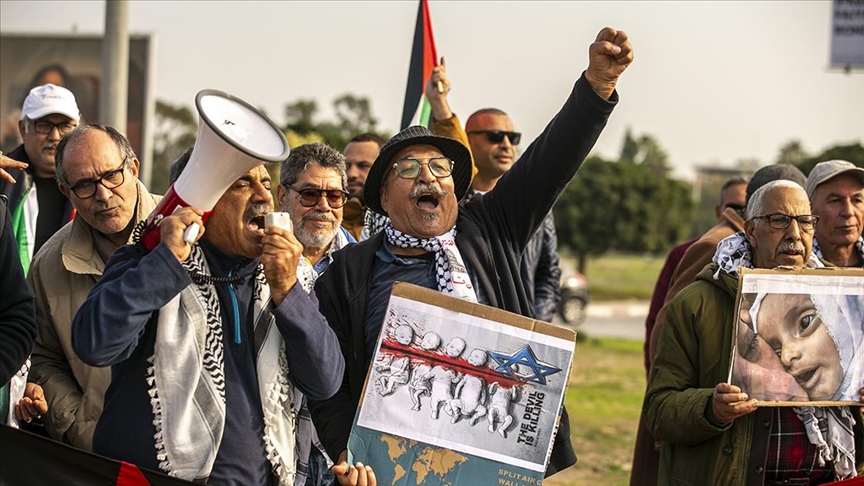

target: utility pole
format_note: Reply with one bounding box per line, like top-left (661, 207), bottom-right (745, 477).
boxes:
top-left (100, 0), bottom-right (129, 134)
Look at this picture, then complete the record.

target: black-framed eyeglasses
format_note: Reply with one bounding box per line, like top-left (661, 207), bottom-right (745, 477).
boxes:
top-left (66, 158), bottom-right (128, 199)
top-left (391, 157), bottom-right (453, 180)
top-left (749, 213), bottom-right (819, 232)
top-left (466, 130), bottom-right (521, 146)
top-left (32, 120), bottom-right (77, 135)
top-left (288, 186), bottom-right (349, 208)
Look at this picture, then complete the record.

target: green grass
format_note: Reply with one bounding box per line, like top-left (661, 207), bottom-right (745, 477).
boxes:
top-left (575, 253), bottom-right (665, 301)
top-left (545, 337), bottom-right (645, 486)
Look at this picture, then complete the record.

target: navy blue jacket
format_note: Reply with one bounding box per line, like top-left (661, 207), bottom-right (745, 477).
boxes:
top-left (72, 240), bottom-right (344, 485)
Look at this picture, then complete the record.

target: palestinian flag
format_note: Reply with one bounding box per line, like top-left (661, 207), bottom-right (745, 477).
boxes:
top-left (400, 0), bottom-right (440, 129)
top-left (0, 425), bottom-right (196, 486)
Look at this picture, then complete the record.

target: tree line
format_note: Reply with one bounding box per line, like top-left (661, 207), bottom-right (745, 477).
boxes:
top-left (150, 95), bottom-right (864, 274)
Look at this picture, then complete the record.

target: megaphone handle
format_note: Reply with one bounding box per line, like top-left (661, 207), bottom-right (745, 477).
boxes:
top-left (184, 223), bottom-right (200, 244)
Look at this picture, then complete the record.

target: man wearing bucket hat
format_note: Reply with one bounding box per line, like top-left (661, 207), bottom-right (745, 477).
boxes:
top-left (309, 27), bottom-right (633, 485)
top-left (806, 160), bottom-right (864, 268)
top-left (0, 83), bottom-right (81, 272)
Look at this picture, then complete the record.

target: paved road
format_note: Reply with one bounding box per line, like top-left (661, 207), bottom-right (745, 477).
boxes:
top-left (559, 315), bottom-right (645, 341)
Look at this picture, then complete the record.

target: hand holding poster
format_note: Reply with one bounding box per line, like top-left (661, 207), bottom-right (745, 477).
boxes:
top-left (349, 282), bottom-right (576, 485)
top-left (729, 268), bottom-right (864, 406)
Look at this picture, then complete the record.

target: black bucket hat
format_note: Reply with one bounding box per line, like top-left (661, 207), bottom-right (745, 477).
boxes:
top-left (364, 125), bottom-right (472, 216)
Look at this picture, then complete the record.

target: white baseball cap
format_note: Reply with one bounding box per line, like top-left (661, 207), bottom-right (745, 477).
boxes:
top-left (20, 83), bottom-right (81, 122)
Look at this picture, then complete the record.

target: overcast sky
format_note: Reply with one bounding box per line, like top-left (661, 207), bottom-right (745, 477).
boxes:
top-left (1, 0), bottom-right (862, 179)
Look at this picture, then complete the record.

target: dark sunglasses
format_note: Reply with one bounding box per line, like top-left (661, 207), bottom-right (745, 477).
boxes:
top-left (749, 213), bottom-right (819, 232)
top-left (66, 158), bottom-right (128, 199)
top-left (287, 186), bottom-right (348, 208)
top-left (467, 130), bottom-right (521, 146)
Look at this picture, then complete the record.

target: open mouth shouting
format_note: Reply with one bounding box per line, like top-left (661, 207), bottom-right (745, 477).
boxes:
top-left (245, 204), bottom-right (271, 235)
top-left (410, 183), bottom-right (447, 212)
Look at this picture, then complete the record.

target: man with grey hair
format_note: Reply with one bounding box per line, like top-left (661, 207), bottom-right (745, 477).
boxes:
top-left (276, 141), bottom-right (355, 486)
top-left (646, 180), bottom-right (864, 484)
top-left (647, 164), bottom-right (807, 370)
top-left (26, 124), bottom-right (158, 450)
top-left (277, 142), bottom-right (356, 282)
top-left (0, 84), bottom-right (81, 271)
top-left (806, 160), bottom-right (864, 268)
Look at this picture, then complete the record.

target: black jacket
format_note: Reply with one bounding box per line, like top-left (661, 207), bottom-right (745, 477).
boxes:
top-left (0, 195), bottom-right (37, 385)
top-left (0, 145), bottom-right (33, 213)
top-left (521, 211), bottom-right (561, 322)
top-left (309, 74), bottom-right (617, 476)
top-left (0, 144), bottom-right (76, 257)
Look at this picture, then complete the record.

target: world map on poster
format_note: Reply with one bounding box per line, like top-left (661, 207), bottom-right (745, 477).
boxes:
top-left (349, 284), bottom-right (577, 485)
top-left (379, 435), bottom-right (467, 485)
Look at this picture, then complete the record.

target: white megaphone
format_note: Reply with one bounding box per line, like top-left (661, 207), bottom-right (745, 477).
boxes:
top-left (139, 89), bottom-right (290, 251)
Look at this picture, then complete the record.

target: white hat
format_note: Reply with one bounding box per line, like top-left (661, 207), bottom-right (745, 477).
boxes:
top-left (20, 83), bottom-right (81, 122)
top-left (805, 160), bottom-right (864, 200)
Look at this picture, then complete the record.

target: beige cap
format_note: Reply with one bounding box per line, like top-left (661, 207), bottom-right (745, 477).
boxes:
top-left (805, 160), bottom-right (864, 200)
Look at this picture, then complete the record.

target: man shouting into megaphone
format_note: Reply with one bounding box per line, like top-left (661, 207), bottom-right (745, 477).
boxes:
top-left (72, 161), bottom-right (344, 485)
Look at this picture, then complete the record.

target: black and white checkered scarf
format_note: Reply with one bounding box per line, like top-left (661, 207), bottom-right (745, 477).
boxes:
top-left (148, 245), bottom-right (296, 484)
top-left (711, 231), bottom-right (823, 279)
top-left (384, 223), bottom-right (478, 302)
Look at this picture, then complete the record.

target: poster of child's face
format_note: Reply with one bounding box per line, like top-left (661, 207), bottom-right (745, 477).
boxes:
top-left (730, 269), bottom-right (864, 405)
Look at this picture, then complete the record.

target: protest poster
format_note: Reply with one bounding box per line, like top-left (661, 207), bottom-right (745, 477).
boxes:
top-left (729, 268), bottom-right (864, 406)
top-left (348, 282), bottom-right (577, 485)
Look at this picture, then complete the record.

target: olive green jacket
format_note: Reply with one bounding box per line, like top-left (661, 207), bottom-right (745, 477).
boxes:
top-left (645, 263), bottom-right (864, 486)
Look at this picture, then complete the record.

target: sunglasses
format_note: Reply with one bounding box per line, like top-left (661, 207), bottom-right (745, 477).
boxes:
top-left (749, 213), bottom-right (819, 232)
top-left (287, 186), bottom-right (348, 208)
top-left (467, 130), bottom-right (521, 146)
top-left (391, 157), bottom-right (454, 180)
top-left (66, 158), bottom-right (128, 199)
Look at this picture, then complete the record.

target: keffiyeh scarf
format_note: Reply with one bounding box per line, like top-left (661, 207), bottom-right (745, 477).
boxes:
top-left (296, 227), bottom-right (353, 293)
top-left (711, 231), bottom-right (824, 279)
top-left (148, 245), bottom-right (296, 484)
top-left (384, 223), bottom-right (478, 302)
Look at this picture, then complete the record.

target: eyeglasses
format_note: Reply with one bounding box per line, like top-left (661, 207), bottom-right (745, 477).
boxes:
top-left (288, 186), bottom-right (349, 208)
top-left (32, 120), bottom-right (77, 135)
top-left (749, 213), bottom-right (819, 232)
top-left (391, 157), bottom-right (454, 179)
top-left (66, 158), bottom-right (128, 199)
top-left (466, 130), bottom-right (521, 146)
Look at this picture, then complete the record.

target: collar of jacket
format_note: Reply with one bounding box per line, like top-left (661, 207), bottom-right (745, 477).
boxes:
top-left (697, 262), bottom-right (739, 298)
